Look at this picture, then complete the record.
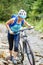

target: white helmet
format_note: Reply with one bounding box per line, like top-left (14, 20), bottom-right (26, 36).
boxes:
top-left (18, 9), bottom-right (27, 18)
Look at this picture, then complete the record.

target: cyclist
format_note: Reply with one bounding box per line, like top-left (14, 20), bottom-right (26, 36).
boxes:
top-left (6, 9), bottom-right (33, 64)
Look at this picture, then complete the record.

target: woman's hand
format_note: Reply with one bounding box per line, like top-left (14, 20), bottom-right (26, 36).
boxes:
top-left (9, 29), bottom-right (14, 34)
top-left (30, 26), bottom-right (34, 28)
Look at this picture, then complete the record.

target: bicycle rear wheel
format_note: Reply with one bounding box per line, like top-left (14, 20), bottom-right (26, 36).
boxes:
top-left (23, 40), bottom-right (35, 65)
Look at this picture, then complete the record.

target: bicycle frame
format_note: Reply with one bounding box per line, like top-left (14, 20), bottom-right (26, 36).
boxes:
top-left (20, 29), bottom-right (28, 51)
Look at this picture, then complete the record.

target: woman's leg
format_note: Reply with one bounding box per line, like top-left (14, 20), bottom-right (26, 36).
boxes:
top-left (13, 34), bottom-right (20, 58)
top-left (8, 33), bottom-right (14, 57)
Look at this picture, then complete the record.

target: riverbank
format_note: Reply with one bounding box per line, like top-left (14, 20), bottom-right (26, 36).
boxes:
top-left (0, 24), bottom-right (43, 65)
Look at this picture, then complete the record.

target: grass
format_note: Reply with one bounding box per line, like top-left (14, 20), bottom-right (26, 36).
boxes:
top-left (35, 19), bottom-right (43, 32)
top-left (26, 18), bottom-right (43, 32)
top-left (0, 21), bottom-right (5, 24)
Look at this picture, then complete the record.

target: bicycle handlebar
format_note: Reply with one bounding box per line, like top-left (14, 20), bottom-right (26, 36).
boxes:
top-left (13, 27), bottom-right (34, 33)
top-left (19, 27), bottom-right (33, 32)
top-left (9, 27), bottom-right (34, 34)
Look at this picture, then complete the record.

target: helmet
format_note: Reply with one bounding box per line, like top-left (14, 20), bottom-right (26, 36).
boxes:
top-left (18, 9), bottom-right (27, 18)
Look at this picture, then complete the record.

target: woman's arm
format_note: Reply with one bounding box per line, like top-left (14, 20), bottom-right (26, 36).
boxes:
top-left (6, 19), bottom-right (15, 34)
top-left (24, 21), bottom-right (32, 28)
top-left (6, 19), bottom-right (14, 30)
top-left (24, 20), bottom-right (34, 28)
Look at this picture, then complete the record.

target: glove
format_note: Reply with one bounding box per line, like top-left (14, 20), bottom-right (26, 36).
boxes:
top-left (9, 29), bottom-right (14, 34)
top-left (9, 30), bottom-right (14, 34)
top-left (31, 26), bottom-right (34, 28)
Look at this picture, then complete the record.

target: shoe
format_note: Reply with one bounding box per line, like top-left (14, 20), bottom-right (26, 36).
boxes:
top-left (12, 57), bottom-right (17, 64)
top-left (6, 56), bottom-right (13, 61)
top-left (10, 56), bottom-right (13, 61)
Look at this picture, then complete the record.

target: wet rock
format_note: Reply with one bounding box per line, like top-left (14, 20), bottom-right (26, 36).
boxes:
top-left (0, 61), bottom-right (4, 65)
top-left (39, 59), bottom-right (43, 65)
top-left (0, 51), bottom-right (6, 58)
top-left (0, 33), bottom-right (8, 44)
top-left (39, 33), bottom-right (43, 39)
top-left (40, 36), bottom-right (43, 39)
top-left (0, 43), bottom-right (9, 49)
top-left (39, 64), bottom-right (43, 65)
top-left (35, 56), bottom-right (41, 62)
top-left (0, 24), bottom-right (7, 33)
top-left (35, 53), bottom-right (43, 58)
top-left (2, 60), bottom-right (13, 65)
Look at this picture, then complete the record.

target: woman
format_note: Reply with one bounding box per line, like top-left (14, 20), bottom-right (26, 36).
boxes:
top-left (6, 9), bottom-right (33, 64)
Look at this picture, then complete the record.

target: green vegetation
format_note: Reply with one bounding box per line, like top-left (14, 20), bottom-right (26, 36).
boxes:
top-left (0, 0), bottom-right (43, 32)
top-left (35, 19), bottom-right (43, 32)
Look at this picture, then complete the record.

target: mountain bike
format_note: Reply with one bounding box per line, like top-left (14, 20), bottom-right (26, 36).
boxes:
top-left (2, 27), bottom-right (35, 65)
top-left (17, 27), bottom-right (35, 65)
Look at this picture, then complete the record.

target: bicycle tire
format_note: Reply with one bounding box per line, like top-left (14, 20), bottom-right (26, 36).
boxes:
top-left (18, 43), bottom-right (24, 63)
top-left (23, 40), bottom-right (35, 65)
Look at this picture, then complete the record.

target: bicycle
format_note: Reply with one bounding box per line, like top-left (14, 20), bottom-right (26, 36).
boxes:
top-left (17, 27), bottom-right (35, 65)
top-left (2, 27), bottom-right (35, 65)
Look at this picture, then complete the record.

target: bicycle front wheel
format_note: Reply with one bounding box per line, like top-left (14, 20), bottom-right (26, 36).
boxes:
top-left (18, 43), bottom-right (24, 63)
top-left (23, 40), bottom-right (35, 65)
